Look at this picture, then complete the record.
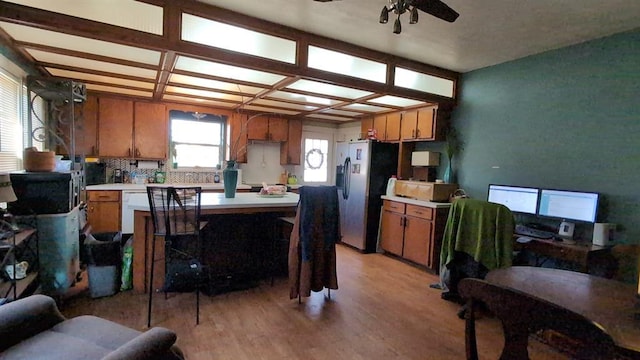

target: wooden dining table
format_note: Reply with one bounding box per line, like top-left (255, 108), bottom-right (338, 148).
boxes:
top-left (486, 266), bottom-right (640, 356)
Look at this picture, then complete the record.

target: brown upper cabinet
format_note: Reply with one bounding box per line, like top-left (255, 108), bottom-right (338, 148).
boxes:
top-left (280, 118), bottom-right (302, 165)
top-left (385, 113), bottom-right (401, 141)
top-left (360, 113), bottom-right (401, 142)
top-left (133, 102), bottom-right (167, 159)
top-left (98, 97), bottom-right (134, 158)
top-left (401, 106), bottom-right (447, 141)
top-left (247, 115), bottom-right (288, 141)
top-left (98, 98), bottom-right (166, 159)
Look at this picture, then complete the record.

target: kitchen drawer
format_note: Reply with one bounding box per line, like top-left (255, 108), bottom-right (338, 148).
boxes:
top-left (406, 205), bottom-right (433, 220)
top-left (383, 200), bottom-right (406, 214)
top-left (88, 191), bottom-right (120, 202)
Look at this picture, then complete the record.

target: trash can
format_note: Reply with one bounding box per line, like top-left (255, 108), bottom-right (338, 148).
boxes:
top-left (84, 232), bottom-right (122, 298)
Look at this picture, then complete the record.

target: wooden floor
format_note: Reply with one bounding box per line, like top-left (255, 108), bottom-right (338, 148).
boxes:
top-left (61, 245), bottom-right (567, 359)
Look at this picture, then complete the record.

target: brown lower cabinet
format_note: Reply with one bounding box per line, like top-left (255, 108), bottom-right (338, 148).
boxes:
top-left (379, 199), bottom-right (449, 271)
top-left (87, 190), bottom-right (121, 233)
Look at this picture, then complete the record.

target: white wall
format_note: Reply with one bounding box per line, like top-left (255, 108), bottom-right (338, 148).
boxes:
top-left (239, 142), bottom-right (283, 184)
top-left (238, 121), bottom-right (361, 185)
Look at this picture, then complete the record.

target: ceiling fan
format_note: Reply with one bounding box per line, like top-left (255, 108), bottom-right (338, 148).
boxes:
top-left (314, 0), bottom-right (459, 34)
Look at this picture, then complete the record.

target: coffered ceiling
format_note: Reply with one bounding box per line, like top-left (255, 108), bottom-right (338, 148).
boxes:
top-left (0, 0), bottom-right (459, 123)
top-left (1, 0), bottom-right (639, 123)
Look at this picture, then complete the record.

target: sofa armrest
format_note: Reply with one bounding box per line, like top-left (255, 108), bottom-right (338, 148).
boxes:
top-left (0, 294), bottom-right (66, 351)
top-left (101, 327), bottom-right (180, 360)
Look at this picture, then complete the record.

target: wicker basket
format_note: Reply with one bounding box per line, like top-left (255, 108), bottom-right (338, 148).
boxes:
top-left (24, 148), bottom-right (55, 172)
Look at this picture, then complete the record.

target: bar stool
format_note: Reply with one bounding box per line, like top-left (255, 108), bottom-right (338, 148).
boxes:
top-left (146, 186), bottom-right (207, 327)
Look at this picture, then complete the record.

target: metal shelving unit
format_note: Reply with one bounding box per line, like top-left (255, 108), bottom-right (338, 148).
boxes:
top-left (0, 219), bottom-right (39, 303)
top-left (26, 75), bottom-right (87, 168)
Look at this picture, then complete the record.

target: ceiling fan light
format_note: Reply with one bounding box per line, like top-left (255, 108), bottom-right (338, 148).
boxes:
top-left (393, 17), bottom-right (402, 34)
top-left (410, 7), bottom-right (419, 24)
top-left (379, 6), bottom-right (389, 24)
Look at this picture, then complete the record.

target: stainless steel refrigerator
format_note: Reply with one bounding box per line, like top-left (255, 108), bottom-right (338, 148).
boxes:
top-left (336, 140), bottom-right (398, 253)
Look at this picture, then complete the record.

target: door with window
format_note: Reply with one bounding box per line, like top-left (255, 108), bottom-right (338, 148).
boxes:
top-left (301, 131), bottom-right (334, 186)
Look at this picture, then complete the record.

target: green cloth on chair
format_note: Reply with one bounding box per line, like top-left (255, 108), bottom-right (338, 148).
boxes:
top-left (440, 198), bottom-right (515, 271)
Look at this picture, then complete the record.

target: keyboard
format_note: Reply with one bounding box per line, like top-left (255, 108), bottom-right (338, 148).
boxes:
top-left (515, 224), bottom-right (555, 239)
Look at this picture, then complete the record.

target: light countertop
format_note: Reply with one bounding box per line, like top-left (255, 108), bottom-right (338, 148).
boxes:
top-left (128, 192), bottom-right (299, 211)
top-left (87, 183), bottom-right (252, 191)
top-left (381, 195), bottom-right (452, 209)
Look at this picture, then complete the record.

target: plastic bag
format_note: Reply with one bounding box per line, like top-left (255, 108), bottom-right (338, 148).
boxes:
top-left (120, 236), bottom-right (133, 291)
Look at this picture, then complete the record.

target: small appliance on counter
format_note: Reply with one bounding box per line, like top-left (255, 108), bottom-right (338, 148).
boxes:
top-left (84, 162), bottom-right (106, 185)
top-left (113, 169), bottom-right (123, 183)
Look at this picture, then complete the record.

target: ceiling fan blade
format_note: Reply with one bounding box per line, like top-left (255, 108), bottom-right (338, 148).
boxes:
top-left (412, 0), bottom-right (459, 23)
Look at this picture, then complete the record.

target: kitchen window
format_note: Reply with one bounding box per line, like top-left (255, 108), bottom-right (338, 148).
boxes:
top-left (170, 111), bottom-right (226, 169)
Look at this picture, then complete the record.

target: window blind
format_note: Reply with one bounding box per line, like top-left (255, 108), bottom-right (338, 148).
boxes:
top-left (0, 70), bottom-right (21, 172)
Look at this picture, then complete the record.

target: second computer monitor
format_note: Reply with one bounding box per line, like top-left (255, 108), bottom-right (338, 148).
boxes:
top-left (538, 189), bottom-right (599, 223)
top-left (487, 184), bottom-right (539, 215)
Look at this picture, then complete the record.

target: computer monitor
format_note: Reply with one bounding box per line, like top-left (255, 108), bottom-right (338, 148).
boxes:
top-left (487, 184), bottom-right (539, 215)
top-left (538, 189), bottom-right (599, 223)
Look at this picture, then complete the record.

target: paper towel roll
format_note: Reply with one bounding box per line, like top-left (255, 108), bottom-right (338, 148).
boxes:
top-left (137, 160), bottom-right (158, 169)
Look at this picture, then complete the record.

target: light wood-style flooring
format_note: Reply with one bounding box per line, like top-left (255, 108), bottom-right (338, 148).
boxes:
top-left (61, 245), bottom-right (567, 359)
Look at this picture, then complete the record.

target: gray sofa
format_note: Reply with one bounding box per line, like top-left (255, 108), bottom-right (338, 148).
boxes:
top-left (0, 294), bottom-right (184, 360)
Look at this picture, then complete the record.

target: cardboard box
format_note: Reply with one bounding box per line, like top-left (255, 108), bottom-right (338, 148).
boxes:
top-left (394, 180), bottom-right (458, 202)
top-left (411, 151), bottom-right (440, 166)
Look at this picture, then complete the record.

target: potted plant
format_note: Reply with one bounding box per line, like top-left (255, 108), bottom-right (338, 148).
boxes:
top-left (224, 112), bottom-right (270, 198)
top-left (443, 127), bottom-right (463, 184)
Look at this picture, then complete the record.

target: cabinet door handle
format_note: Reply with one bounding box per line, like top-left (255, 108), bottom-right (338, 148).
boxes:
top-left (128, 148), bottom-right (132, 157)
top-left (416, 129), bottom-right (421, 138)
top-left (411, 129), bottom-right (415, 138)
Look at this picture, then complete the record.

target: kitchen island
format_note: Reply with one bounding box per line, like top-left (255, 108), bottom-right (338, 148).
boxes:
top-left (129, 192), bottom-right (299, 293)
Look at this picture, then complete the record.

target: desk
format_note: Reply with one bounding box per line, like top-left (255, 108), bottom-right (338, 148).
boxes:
top-left (515, 237), bottom-right (608, 272)
top-left (130, 192), bottom-right (299, 293)
top-left (486, 266), bottom-right (640, 356)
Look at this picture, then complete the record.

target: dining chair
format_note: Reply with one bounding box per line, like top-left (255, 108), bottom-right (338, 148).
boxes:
top-left (438, 198), bottom-right (515, 302)
top-left (288, 186), bottom-right (340, 302)
top-left (146, 186), bottom-right (206, 327)
top-left (458, 277), bottom-right (616, 360)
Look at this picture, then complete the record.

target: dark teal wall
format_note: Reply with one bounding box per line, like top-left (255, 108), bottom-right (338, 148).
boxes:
top-left (450, 29), bottom-right (640, 242)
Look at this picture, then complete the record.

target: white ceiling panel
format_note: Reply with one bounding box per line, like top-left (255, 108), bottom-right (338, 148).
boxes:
top-left (286, 79), bottom-right (373, 99)
top-left (175, 56), bottom-right (286, 85)
top-left (168, 74), bottom-right (265, 95)
top-left (165, 86), bottom-right (244, 102)
top-left (26, 49), bottom-right (158, 79)
top-left (162, 95), bottom-right (237, 108)
top-left (5, 0), bottom-right (163, 35)
top-left (46, 68), bottom-right (155, 90)
top-left (319, 108), bottom-right (364, 117)
top-left (251, 99), bottom-right (318, 111)
top-left (86, 84), bottom-right (152, 98)
top-left (268, 91), bottom-right (341, 106)
top-left (182, 14), bottom-right (296, 64)
top-left (340, 103), bottom-right (394, 113)
top-left (368, 95), bottom-right (428, 108)
top-left (241, 105), bottom-right (300, 115)
top-left (0, 22), bottom-right (161, 65)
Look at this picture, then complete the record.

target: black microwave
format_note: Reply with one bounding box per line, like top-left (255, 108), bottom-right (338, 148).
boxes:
top-left (9, 170), bottom-right (83, 215)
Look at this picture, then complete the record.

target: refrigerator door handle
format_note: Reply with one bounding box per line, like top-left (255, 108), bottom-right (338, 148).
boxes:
top-left (343, 157), bottom-right (351, 200)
